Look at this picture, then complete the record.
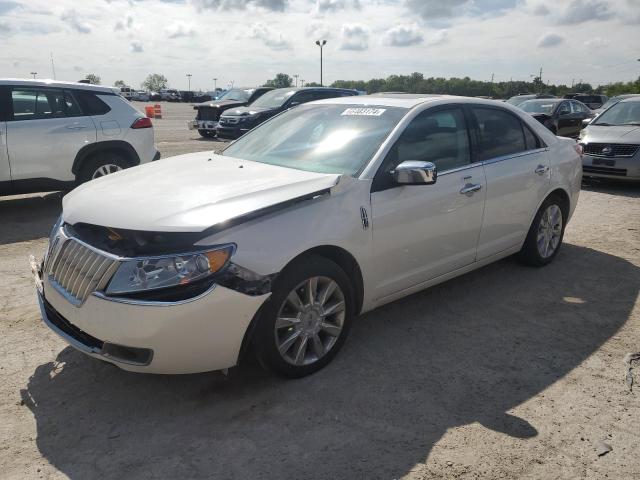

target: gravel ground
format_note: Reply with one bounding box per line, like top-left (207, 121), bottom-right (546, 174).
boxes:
top-left (1, 102), bottom-right (639, 479)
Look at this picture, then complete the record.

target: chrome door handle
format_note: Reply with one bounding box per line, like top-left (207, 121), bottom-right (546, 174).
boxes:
top-left (66, 124), bottom-right (87, 130)
top-left (460, 183), bottom-right (482, 195)
top-left (535, 165), bottom-right (549, 175)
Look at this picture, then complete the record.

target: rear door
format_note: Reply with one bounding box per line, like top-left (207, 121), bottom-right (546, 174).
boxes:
top-left (556, 101), bottom-right (574, 136)
top-left (370, 106), bottom-right (486, 299)
top-left (470, 106), bottom-right (550, 260)
top-left (6, 87), bottom-right (96, 182)
top-left (0, 86), bottom-right (10, 193)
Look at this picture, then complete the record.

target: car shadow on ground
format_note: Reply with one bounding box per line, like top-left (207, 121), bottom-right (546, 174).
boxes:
top-left (0, 192), bottom-right (62, 245)
top-left (21, 244), bottom-right (639, 479)
top-left (581, 178), bottom-right (640, 198)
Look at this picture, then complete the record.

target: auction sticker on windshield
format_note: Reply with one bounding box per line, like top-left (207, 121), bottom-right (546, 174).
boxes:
top-left (341, 108), bottom-right (386, 116)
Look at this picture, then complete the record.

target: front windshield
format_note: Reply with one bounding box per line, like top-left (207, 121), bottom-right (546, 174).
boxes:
top-left (519, 100), bottom-right (558, 114)
top-left (593, 101), bottom-right (640, 126)
top-left (249, 89), bottom-right (295, 109)
top-left (506, 96), bottom-right (532, 106)
top-left (219, 89), bottom-right (250, 102)
top-left (222, 104), bottom-right (407, 175)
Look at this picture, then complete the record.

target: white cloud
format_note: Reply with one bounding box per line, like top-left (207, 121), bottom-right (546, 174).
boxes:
top-left (191, 0), bottom-right (288, 11)
top-left (426, 29), bottom-right (448, 46)
top-left (383, 24), bottom-right (423, 47)
top-left (537, 32), bottom-right (564, 48)
top-left (532, 4), bottom-right (550, 15)
top-left (557, 0), bottom-right (613, 24)
top-left (584, 36), bottom-right (609, 48)
top-left (314, 0), bottom-right (360, 14)
top-left (306, 21), bottom-right (331, 40)
top-left (60, 9), bottom-right (91, 34)
top-left (340, 23), bottom-right (369, 51)
top-left (165, 22), bottom-right (196, 39)
top-left (249, 22), bottom-right (292, 50)
top-left (130, 41), bottom-right (143, 53)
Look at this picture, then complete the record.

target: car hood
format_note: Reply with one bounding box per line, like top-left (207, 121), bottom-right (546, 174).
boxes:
top-left (583, 125), bottom-right (640, 142)
top-left (62, 153), bottom-right (341, 232)
top-left (194, 99), bottom-right (245, 109)
top-left (222, 106), bottom-right (273, 117)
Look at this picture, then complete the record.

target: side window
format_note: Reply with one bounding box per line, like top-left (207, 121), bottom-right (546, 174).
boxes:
top-left (384, 108), bottom-right (470, 174)
top-left (472, 107), bottom-right (526, 161)
top-left (523, 124), bottom-right (540, 150)
top-left (74, 91), bottom-right (111, 116)
top-left (64, 91), bottom-right (83, 117)
top-left (557, 102), bottom-right (571, 115)
top-left (11, 88), bottom-right (66, 120)
top-left (290, 91), bottom-right (317, 105)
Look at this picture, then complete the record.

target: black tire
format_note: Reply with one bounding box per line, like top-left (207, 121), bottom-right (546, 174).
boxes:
top-left (78, 152), bottom-right (129, 184)
top-left (518, 194), bottom-right (567, 267)
top-left (198, 129), bottom-right (215, 138)
top-left (253, 255), bottom-right (354, 378)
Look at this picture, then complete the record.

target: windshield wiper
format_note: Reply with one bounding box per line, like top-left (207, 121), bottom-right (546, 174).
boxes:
top-left (620, 122), bottom-right (640, 126)
top-left (593, 122), bottom-right (612, 126)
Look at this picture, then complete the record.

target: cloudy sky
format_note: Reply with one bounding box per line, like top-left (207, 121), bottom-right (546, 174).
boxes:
top-left (1, 0), bottom-right (639, 90)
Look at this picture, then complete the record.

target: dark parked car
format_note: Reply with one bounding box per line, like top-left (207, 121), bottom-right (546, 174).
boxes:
top-left (518, 98), bottom-right (593, 138)
top-left (217, 87), bottom-right (358, 139)
top-left (505, 93), bottom-right (556, 106)
top-left (569, 94), bottom-right (607, 110)
top-left (188, 87), bottom-right (273, 138)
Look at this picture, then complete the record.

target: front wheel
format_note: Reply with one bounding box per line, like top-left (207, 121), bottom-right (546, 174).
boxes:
top-left (518, 195), bottom-right (566, 267)
top-left (253, 255), bottom-right (354, 378)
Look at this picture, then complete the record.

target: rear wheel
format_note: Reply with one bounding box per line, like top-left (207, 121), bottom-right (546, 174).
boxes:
top-left (253, 255), bottom-right (354, 378)
top-left (198, 129), bottom-right (215, 138)
top-left (518, 195), bottom-right (566, 267)
top-left (78, 152), bottom-right (129, 184)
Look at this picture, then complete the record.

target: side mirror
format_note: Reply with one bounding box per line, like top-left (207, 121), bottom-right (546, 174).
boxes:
top-left (392, 161), bottom-right (437, 185)
top-left (581, 118), bottom-right (592, 129)
top-left (289, 101), bottom-right (301, 108)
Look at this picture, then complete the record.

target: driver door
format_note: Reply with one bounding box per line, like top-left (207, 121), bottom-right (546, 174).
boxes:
top-left (370, 107), bottom-right (486, 300)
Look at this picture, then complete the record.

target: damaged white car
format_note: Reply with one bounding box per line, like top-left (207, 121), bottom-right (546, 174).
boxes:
top-left (33, 95), bottom-right (582, 377)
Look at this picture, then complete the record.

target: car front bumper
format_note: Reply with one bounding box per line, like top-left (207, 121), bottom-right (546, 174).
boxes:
top-left (582, 155), bottom-right (640, 180)
top-left (33, 259), bottom-right (269, 374)
top-left (216, 125), bottom-right (251, 139)
top-left (188, 120), bottom-right (219, 132)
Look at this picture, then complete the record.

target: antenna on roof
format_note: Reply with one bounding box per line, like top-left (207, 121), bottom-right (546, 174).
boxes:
top-left (50, 52), bottom-right (56, 80)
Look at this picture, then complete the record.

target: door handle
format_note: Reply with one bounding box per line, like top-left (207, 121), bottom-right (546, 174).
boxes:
top-left (66, 124), bottom-right (87, 130)
top-left (535, 165), bottom-right (549, 175)
top-left (460, 183), bottom-right (482, 196)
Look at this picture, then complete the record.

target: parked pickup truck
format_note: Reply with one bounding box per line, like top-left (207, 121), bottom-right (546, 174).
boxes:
top-left (187, 87), bottom-right (272, 138)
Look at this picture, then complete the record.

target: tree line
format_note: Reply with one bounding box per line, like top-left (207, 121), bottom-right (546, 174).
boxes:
top-left (264, 72), bottom-right (640, 98)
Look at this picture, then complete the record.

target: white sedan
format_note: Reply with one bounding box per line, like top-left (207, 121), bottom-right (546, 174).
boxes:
top-left (33, 95), bottom-right (582, 377)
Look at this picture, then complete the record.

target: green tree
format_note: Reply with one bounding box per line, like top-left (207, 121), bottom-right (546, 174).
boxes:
top-left (264, 73), bottom-right (293, 88)
top-left (141, 73), bottom-right (168, 92)
top-left (84, 74), bottom-right (101, 85)
top-left (113, 80), bottom-right (127, 88)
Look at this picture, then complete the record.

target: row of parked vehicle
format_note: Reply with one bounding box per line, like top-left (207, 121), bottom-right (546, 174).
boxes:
top-left (188, 86), bottom-right (359, 139)
top-left (117, 87), bottom-right (221, 103)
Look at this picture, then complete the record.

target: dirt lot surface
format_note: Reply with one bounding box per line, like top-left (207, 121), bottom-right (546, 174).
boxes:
top-left (1, 102), bottom-right (639, 479)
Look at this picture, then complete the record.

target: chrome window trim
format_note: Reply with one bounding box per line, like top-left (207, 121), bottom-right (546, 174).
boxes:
top-left (435, 148), bottom-right (548, 177)
top-left (92, 283), bottom-right (217, 307)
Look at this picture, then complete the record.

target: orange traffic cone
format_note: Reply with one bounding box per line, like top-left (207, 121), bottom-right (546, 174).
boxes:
top-left (154, 104), bottom-right (162, 119)
top-left (145, 105), bottom-right (155, 118)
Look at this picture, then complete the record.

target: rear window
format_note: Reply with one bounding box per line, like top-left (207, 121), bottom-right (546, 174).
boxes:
top-left (75, 91), bottom-right (111, 115)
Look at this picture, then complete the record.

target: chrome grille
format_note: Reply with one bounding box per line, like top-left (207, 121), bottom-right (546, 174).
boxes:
top-left (583, 143), bottom-right (639, 157)
top-left (46, 238), bottom-right (119, 305)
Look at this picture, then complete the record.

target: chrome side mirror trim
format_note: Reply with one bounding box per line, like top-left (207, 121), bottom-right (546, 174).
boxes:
top-left (392, 161), bottom-right (437, 185)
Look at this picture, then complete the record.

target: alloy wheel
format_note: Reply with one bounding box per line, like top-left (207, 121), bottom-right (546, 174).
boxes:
top-left (275, 276), bottom-right (346, 366)
top-left (536, 204), bottom-right (563, 258)
top-left (92, 164), bottom-right (123, 179)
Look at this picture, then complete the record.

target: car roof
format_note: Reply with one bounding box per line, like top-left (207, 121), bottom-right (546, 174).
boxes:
top-left (0, 78), bottom-right (117, 94)
top-left (619, 96), bottom-right (640, 103)
top-left (269, 87), bottom-right (357, 94)
top-left (312, 93), bottom-right (512, 109)
top-left (521, 98), bottom-right (561, 103)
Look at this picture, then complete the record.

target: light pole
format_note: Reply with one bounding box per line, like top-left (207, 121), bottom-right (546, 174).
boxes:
top-left (30, 71), bottom-right (37, 79)
top-left (315, 39), bottom-right (327, 86)
top-left (186, 74), bottom-right (192, 96)
top-left (213, 77), bottom-right (217, 92)
top-left (300, 79), bottom-right (305, 87)
top-left (293, 74), bottom-right (299, 87)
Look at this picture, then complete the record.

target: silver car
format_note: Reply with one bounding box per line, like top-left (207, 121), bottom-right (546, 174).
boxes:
top-left (579, 97), bottom-right (640, 180)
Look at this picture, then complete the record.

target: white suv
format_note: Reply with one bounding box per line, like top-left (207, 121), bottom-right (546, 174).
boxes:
top-left (0, 79), bottom-right (159, 196)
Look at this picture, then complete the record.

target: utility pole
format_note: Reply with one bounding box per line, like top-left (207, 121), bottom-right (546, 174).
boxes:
top-left (315, 39), bottom-right (327, 86)
top-left (300, 79), bottom-right (305, 87)
top-left (294, 74), bottom-right (299, 87)
top-left (490, 73), bottom-right (494, 83)
top-left (30, 72), bottom-right (37, 79)
top-left (186, 73), bottom-right (192, 95)
top-left (213, 77), bottom-right (217, 92)
top-left (50, 52), bottom-right (56, 80)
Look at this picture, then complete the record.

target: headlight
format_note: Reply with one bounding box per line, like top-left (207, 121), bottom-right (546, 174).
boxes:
top-left (49, 215), bottom-right (63, 245)
top-left (105, 245), bottom-right (234, 295)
